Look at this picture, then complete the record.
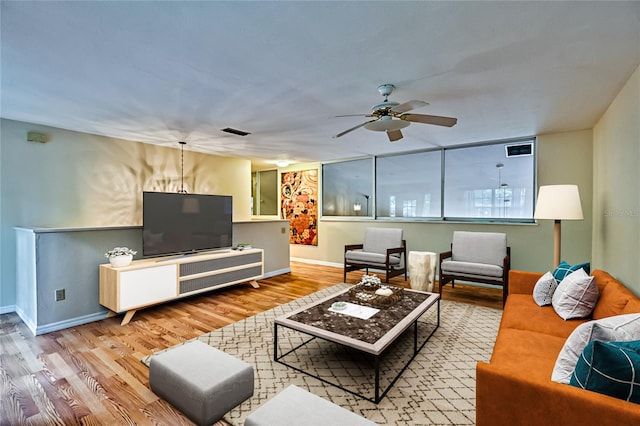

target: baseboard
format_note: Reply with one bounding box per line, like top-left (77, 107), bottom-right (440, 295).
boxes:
top-left (0, 304), bottom-right (16, 315)
top-left (290, 257), bottom-right (343, 268)
top-left (262, 267), bottom-right (291, 278)
top-left (34, 311), bottom-right (111, 336)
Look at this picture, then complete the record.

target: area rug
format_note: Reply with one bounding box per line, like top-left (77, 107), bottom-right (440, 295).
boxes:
top-left (142, 284), bottom-right (502, 425)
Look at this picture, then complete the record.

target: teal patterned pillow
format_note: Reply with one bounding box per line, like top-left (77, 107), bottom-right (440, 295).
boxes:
top-left (570, 340), bottom-right (640, 403)
top-left (553, 260), bottom-right (591, 282)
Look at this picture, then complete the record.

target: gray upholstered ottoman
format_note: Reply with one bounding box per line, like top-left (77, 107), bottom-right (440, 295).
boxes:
top-left (149, 340), bottom-right (254, 426)
top-left (244, 385), bottom-right (377, 426)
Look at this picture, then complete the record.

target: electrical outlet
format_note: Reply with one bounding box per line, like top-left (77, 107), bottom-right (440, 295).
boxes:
top-left (281, 227), bottom-right (286, 234)
top-left (55, 289), bottom-right (65, 301)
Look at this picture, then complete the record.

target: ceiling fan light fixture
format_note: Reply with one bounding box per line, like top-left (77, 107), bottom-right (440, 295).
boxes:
top-left (364, 117), bottom-right (410, 132)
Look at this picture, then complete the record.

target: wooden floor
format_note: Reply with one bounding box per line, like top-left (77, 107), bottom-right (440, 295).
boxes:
top-left (0, 262), bottom-right (502, 425)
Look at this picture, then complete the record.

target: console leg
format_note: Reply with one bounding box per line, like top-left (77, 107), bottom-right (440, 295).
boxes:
top-left (121, 309), bottom-right (137, 325)
top-left (106, 310), bottom-right (117, 318)
top-left (249, 280), bottom-right (260, 288)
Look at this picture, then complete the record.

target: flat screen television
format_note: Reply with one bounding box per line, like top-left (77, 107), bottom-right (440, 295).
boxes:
top-left (142, 191), bottom-right (233, 257)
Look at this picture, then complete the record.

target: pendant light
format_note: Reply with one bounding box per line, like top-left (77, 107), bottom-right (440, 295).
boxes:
top-left (178, 141), bottom-right (187, 194)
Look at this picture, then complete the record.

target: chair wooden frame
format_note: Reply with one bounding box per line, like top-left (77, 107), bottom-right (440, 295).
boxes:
top-left (439, 246), bottom-right (511, 306)
top-left (344, 240), bottom-right (408, 283)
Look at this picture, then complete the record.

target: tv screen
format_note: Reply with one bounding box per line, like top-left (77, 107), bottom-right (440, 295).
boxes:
top-left (143, 192), bottom-right (233, 257)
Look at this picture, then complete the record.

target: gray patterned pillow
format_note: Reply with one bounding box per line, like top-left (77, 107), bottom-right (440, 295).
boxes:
top-left (551, 268), bottom-right (598, 320)
top-left (552, 313), bottom-right (640, 384)
top-left (533, 271), bottom-right (558, 306)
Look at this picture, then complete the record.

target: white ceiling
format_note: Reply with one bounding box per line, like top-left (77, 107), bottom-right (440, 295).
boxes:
top-left (2, 1), bottom-right (639, 170)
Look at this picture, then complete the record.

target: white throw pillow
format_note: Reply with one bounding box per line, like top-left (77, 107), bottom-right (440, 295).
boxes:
top-left (551, 268), bottom-right (598, 320)
top-left (533, 271), bottom-right (558, 306)
top-left (551, 313), bottom-right (640, 384)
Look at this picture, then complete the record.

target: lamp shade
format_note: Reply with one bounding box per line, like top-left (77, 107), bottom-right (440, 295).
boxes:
top-left (534, 185), bottom-right (584, 220)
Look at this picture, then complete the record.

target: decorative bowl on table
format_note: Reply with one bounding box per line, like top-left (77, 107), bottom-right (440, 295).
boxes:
top-left (348, 281), bottom-right (404, 309)
top-left (331, 301), bottom-right (348, 311)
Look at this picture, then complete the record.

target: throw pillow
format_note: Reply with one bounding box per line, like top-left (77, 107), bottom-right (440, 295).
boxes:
top-left (551, 313), bottom-right (640, 384)
top-left (552, 268), bottom-right (598, 320)
top-left (552, 260), bottom-right (591, 283)
top-left (533, 271), bottom-right (558, 306)
top-left (570, 340), bottom-right (640, 403)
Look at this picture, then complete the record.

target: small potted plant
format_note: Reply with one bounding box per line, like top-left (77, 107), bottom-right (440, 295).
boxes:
top-left (105, 247), bottom-right (137, 267)
top-left (359, 274), bottom-right (381, 288)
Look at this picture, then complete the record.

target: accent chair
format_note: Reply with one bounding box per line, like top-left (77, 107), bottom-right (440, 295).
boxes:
top-left (344, 227), bottom-right (407, 283)
top-left (439, 231), bottom-right (510, 306)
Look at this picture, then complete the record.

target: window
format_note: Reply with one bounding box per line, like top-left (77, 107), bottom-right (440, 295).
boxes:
top-left (322, 158), bottom-right (373, 216)
top-left (444, 140), bottom-right (535, 219)
top-left (320, 138), bottom-right (535, 222)
top-left (376, 151), bottom-right (442, 218)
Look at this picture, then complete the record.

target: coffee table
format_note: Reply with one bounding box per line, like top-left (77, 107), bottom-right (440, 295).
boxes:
top-left (274, 286), bottom-right (440, 403)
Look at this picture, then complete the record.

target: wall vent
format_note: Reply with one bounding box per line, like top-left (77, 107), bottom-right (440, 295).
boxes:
top-left (221, 127), bottom-right (251, 136)
top-left (505, 142), bottom-right (533, 157)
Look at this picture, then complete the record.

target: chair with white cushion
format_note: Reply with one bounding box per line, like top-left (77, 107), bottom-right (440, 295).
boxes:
top-left (439, 231), bottom-right (510, 306)
top-left (344, 227), bottom-right (407, 283)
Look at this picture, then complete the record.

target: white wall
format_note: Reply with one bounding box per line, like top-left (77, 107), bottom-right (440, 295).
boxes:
top-left (593, 65), bottom-right (640, 294)
top-left (0, 119), bottom-right (252, 310)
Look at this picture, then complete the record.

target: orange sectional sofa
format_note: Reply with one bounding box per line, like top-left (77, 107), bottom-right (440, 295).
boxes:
top-left (476, 269), bottom-right (640, 425)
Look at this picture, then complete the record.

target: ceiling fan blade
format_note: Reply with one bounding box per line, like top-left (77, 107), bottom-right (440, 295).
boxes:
top-left (401, 113), bottom-right (458, 127)
top-left (390, 100), bottom-right (429, 114)
top-left (335, 113), bottom-right (373, 118)
top-left (333, 119), bottom-right (378, 138)
top-left (387, 129), bottom-right (403, 142)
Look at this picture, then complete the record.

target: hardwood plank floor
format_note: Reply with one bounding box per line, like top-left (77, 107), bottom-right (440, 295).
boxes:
top-left (0, 261), bottom-right (502, 425)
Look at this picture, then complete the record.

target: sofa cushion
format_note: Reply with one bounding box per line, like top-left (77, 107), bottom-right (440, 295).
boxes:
top-left (592, 270), bottom-right (638, 319)
top-left (440, 260), bottom-right (503, 278)
top-left (533, 271), bottom-right (558, 306)
top-left (551, 313), bottom-right (640, 384)
top-left (570, 340), bottom-right (640, 403)
top-left (345, 251), bottom-right (400, 266)
top-left (552, 269), bottom-right (598, 320)
top-left (450, 231), bottom-right (507, 267)
top-left (500, 294), bottom-right (589, 338)
top-left (490, 328), bottom-right (567, 382)
top-left (552, 260), bottom-right (591, 282)
top-left (623, 298), bottom-right (640, 314)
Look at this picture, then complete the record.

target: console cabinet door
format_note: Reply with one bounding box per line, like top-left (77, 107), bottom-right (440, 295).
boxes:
top-left (119, 264), bottom-right (177, 310)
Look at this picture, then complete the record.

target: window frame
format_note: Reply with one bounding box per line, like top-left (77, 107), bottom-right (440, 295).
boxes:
top-left (319, 137), bottom-right (537, 224)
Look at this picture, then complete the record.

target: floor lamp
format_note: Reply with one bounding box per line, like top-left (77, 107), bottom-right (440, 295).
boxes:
top-left (534, 185), bottom-right (584, 267)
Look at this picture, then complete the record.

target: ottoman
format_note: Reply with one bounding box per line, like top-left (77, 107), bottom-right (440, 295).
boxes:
top-left (244, 384), bottom-right (377, 426)
top-left (149, 340), bottom-right (254, 426)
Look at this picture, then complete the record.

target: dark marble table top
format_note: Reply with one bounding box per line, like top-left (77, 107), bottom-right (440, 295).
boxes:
top-left (279, 288), bottom-right (438, 348)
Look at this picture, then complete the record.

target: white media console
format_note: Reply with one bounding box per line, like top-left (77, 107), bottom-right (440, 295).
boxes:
top-left (99, 248), bottom-right (263, 325)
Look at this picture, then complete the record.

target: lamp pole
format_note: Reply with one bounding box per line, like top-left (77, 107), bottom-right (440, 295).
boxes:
top-left (496, 163), bottom-right (504, 217)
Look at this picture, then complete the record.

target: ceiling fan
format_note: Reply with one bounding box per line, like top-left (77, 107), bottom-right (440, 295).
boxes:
top-left (333, 84), bottom-right (457, 142)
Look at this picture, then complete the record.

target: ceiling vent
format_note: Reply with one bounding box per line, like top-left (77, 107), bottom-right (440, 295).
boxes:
top-left (505, 142), bottom-right (533, 157)
top-left (221, 127), bottom-right (251, 136)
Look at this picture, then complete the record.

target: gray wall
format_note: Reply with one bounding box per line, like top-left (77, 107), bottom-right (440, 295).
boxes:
top-left (15, 221), bottom-right (290, 335)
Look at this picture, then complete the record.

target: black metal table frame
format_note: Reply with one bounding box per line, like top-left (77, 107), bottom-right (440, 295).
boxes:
top-left (274, 298), bottom-right (440, 404)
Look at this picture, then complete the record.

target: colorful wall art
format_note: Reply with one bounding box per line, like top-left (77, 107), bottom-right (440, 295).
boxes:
top-left (281, 169), bottom-right (318, 245)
